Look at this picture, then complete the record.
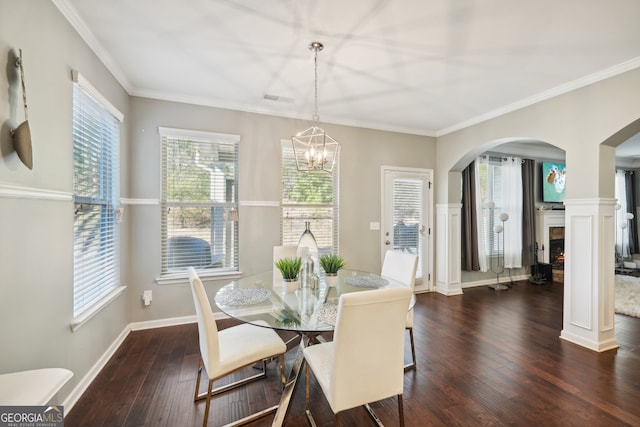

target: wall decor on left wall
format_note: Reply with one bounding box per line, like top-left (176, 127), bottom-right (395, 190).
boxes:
top-left (10, 48), bottom-right (33, 170)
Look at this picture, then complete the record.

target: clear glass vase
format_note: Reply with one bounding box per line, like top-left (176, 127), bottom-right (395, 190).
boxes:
top-left (297, 221), bottom-right (319, 275)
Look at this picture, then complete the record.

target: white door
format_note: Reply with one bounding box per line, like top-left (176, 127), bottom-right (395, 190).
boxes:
top-left (382, 167), bottom-right (433, 292)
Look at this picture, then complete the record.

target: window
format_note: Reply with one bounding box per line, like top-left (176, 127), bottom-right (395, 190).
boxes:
top-left (477, 157), bottom-right (504, 256)
top-left (160, 128), bottom-right (239, 275)
top-left (615, 170), bottom-right (630, 257)
top-left (475, 155), bottom-right (523, 271)
top-left (72, 72), bottom-right (123, 320)
top-left (280, 141), bottom-right (339, 255)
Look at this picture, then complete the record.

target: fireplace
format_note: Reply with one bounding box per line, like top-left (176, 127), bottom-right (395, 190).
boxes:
top-left (548, 226), bottom-right (565, 269)
top-left (536, 210), bottom-right (566, 283)
top-left (536, 209), bottom-right (565, 265)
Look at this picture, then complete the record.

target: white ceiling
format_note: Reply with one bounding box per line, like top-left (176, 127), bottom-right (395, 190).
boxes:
top-left (55, 0), bottom-right (640, 139)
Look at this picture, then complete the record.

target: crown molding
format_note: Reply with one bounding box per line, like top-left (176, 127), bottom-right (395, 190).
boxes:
top-left (438, 57), bottom-right (640, 137)
top-left (133, 89), bottom-right (438, 138)
top-left (52, 0), bottom-right (133, 93)
top-left (50, 0), bottom-right (640, 139)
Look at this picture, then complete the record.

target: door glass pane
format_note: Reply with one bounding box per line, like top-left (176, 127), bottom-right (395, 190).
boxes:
top-left (392, 177), bottom-right (423, 278)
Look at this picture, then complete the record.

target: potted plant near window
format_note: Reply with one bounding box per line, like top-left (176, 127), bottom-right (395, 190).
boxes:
top-left (275, 257), bottom-right (302, 293)
top-left (319, 254), bottom-right (346, 287)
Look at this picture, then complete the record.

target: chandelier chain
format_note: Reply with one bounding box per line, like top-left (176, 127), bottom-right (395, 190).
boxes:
top-left (313, 46), bottom-right (319, 124)
top-left (290, 41), bottom-right (338, 174)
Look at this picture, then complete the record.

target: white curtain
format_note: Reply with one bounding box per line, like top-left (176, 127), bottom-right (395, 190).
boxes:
top-left (615, 170), bottom-right (628, 257)
top-left (474, 157), bottom-right (488, 272)
top-left (501, 157), bottom-right (523, 268)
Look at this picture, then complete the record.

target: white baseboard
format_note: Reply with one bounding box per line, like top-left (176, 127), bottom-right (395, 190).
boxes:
top-left (461, 274), bottom-right (529, 289)
top-left (129, 315), bottom-right (196, 331)
top-left (62, 327), bottom-right (130, 413)
top-left (63, 312), bottom-right (231, 414)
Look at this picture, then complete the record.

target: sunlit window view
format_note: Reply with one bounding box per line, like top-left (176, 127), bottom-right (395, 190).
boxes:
top-left (280, 142), bottom-right (339, 256)
top-left (160, 129), bottom-right (239, 274)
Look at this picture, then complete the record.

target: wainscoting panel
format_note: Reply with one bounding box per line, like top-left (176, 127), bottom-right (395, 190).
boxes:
top-left (561, 198), bottom-right (618, 352)
top-left (436, 203), bottom-right (462, 296)
top-left (568, 214), bottom-right (593, 330)
top-left (602, 213), bottom-right (616, 331)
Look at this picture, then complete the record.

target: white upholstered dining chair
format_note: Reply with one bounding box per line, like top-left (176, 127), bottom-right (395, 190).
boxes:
top-left (0, 368), bottom-right (73, 405)
top-left (303, 286), bottom-right (412, 427)
top-left (188, 267), bottom-right (287, 427)
top-left (381, 249), bottom-right (419, 370)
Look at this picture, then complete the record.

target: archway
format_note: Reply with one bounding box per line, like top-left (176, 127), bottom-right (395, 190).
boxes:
top-left (433, 68), bottom-right (640, 351)
top-left (450, 138), bottom-right (567, 289)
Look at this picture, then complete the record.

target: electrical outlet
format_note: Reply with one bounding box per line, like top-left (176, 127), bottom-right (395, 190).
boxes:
top-left (143, 290), bottom-right (152, 306)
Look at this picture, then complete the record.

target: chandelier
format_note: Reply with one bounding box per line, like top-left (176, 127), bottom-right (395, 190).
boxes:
top-left (291, 42), bottom-right (340, 173)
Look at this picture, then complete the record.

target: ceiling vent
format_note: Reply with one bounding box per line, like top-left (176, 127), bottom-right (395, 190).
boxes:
top-left (264, 93), bottom-right (293, 103)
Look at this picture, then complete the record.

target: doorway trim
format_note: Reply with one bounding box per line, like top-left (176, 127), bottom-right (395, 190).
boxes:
top-left (381, 166), bottom-right (434, 292)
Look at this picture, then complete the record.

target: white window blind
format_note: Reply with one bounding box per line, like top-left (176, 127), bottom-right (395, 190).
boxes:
top-left (477, 157), bottom-right (504, 257)
top-left (476, 155), bottom-right (523, 270)
top-left (280, 141), bottom-right (339, 255)
top-left (72, 78), bottom-right (121, 317)
top-left (391, 178), bottom-right (423, 277)
top-left (160, 128), bottom-right (239, 275)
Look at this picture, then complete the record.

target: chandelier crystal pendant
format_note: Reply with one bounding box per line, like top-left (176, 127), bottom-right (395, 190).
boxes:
top-left (292, 41), bottom-right (340, 173)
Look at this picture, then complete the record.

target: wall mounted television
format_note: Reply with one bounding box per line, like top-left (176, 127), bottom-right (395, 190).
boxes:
top-left (541, 161), bottom-right (566, 203)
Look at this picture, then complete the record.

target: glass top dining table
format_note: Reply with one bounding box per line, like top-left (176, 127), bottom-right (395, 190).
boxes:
top-left (212, 268), bottom-right (413, 426)
top-left (213, 268), bottom-right (411, 334)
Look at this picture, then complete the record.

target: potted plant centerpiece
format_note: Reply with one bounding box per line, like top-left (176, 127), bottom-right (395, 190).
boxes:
top-left (275, 257), bottom-right (302, 293)
top-left (319, 254), bottom-right (346, 287)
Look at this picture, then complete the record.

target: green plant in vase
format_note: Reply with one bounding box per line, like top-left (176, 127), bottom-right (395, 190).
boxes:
top-left (320, 254), bottom-right (345, 287)
top-left (275, 257), bottom-right (302, 293)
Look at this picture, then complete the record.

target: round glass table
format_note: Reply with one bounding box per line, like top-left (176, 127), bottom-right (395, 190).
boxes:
top-left (214, 268), bottom-right (409, 332)
top-left (213, 268), bottom-right (412, 426)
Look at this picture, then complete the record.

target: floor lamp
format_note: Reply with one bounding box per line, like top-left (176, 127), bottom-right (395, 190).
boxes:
top-left (623, 212), bottom-right (635, 264)
top-left (615, 203), bottom-right (622, 266)
top-left (489, 212), bottom-right (510, 290)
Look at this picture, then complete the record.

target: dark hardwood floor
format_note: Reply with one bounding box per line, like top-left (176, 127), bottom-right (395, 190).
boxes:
top-left (65, 281), bottom-right (640, 426)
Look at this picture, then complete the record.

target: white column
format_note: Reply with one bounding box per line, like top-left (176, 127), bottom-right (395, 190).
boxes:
top-left (436, 203), bottom-right (463, 296)
top-left (560, 198), bottom-right (618, 352)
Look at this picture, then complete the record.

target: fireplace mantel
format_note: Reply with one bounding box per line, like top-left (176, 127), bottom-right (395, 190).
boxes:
top-left (536, 209), bottom-right (565, 264)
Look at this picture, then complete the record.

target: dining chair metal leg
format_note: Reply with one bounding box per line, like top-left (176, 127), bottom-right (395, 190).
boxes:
top-left (194, 359), bottom-right (274, 401)
top-left (203, 379), bottom-right (214, 427)
top-left (398, 394), bottom-right (405, 427)
top-left (197, 357), bottom-right (284, 427)
top-left (280, 354), bottom-right (286, 388)
top-left (194, 357), bottom-right (204, 402)
top-left (404, 327), bottom-right (417, 371)
top-left (364, 403), bottom-right (384, 426)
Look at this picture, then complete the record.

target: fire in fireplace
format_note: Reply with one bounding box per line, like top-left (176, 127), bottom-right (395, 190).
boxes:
top-left (549, 226), bottom-right (565, 269)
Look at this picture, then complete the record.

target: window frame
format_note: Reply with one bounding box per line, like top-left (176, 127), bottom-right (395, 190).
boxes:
top-left (158, 127), bottom-right (240, 281)
top-left (71, 71), bottom-right (124, 330)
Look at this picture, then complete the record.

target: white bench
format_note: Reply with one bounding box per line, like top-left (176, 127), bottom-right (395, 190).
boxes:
top-left (0, 368), bottom-right (73, 405)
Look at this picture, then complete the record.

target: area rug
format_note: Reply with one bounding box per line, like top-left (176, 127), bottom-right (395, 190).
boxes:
top-left (615, 274), bottom-right (640, 318)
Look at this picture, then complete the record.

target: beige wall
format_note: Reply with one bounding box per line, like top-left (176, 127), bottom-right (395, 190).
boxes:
top-left (0, 0), bottom-right (130, 401)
